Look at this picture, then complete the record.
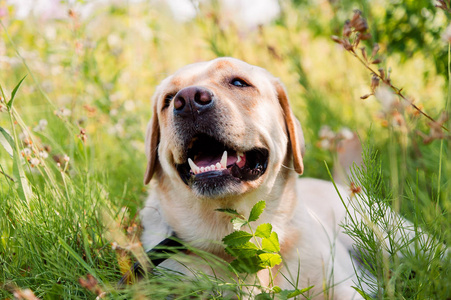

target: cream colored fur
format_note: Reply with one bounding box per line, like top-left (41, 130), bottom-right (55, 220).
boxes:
top-left (141, 57), bottom-right (365, 299)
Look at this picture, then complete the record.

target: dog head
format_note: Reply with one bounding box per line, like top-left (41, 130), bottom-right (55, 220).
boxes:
top-left (144, 57), bottom-right (304, 199)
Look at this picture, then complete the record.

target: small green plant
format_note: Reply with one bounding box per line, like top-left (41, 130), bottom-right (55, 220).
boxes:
top-left (218, 201), bottom-right (282, 275)
top-left (217, 201), bottom-right (313, 299)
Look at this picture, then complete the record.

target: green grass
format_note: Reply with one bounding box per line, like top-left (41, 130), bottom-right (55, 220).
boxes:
top-left (1, 1), bottom-right (450, 299)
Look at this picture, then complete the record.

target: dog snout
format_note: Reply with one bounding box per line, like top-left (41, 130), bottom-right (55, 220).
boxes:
top-left (173, 86), bottom-right (214, 118)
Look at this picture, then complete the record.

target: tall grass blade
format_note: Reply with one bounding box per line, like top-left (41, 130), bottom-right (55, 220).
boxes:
top-left (58, 236), bottom-right (98, 278)
top-left (0, 126), bottom-right (13, 158)
top-left (7, 74), bottom-right (27, 110)
top-left (0, 126), bottom-right (32, 201)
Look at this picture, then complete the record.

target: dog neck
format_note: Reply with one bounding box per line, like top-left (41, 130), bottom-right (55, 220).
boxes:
top-left (151, 163), bottom-right (299, 256)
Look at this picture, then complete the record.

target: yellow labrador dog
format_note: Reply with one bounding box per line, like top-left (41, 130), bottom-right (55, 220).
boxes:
top-left (141, 57), bottom-right (364, 299)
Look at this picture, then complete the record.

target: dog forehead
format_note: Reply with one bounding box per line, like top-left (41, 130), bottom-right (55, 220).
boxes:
top-left (159, 58), bottom-right (273, 90)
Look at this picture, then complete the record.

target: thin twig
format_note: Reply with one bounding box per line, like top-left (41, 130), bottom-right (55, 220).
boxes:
top-left (0, 170), bottom-right (15, 182)
top-left (350, 50), bottom-right (449, 132)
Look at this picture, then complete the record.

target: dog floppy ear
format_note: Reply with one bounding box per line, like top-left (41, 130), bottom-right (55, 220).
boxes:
top-left (144, 109), bottom-right (160, 185)
top-left (273, 79), bottom-right (305, 174)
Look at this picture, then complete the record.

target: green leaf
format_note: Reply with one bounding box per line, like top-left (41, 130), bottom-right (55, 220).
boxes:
top-left (255, 223), bottom-right (272, 238)
top-left (277, 286), bottom-right (314, 299)
top-left (249, 200), bottom-right (266, 222)
top-left (7, 75), bottom-right (27, 110)
top-left (222, 230), bottom-right (252, 247)
top-left (262, 231), bottom-right (280, 252)
top-left (0, 127), bottom-right (32, 202)
top-left (351, 286), bottom-right (372, 300)
top-left (258, 253), bottom-right (282, 268)
top-left (232, 217), bottom-right (248, 230)
top-left (230, 256), bottom-right (263, 274)
top-left (225, 242), bottom-right (258, 258)
top-left (216, 208), bottom-right (241, 217)
top-left (0, 127), bottom-right (13, 158)
top-left (272, 286), bottom-right (282, 293)
top-left (255, 292), bottom-right (272, 300)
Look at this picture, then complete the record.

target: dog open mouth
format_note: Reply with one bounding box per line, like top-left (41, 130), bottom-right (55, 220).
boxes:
top-left (176, 134), bottom-right (268, 193)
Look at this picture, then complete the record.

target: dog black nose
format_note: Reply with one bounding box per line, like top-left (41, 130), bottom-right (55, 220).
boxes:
top-left (173, 86), bottom-right (214, 118)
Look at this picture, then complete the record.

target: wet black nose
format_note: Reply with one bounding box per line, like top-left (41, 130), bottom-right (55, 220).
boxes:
top-left (173, 86), bottom-right (214, 118)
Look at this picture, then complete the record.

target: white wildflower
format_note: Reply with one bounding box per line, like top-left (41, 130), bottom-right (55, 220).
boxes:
top-left (442, 24), bottom-right (451, 43)
top-left (30, 157), bottom-right (40, 167)
top-left (319, 139), bottom-right (331, 150)
top-left (19, 131), bottom-right (29, 141)
top-left (109, 108), bottom-right (118, 116)
top-left (55, 108), bottom-right (71, 117)
top-left (124, 100), bottom-right (135, 112)
top-left (111, 242), bottom-right (118, 250)
top-left (338, 127), bottom-right (354, 140)
top-left (33, 119), bottom-right (48, 132)
top-left (39, 151), bottom-right (49, 159)
top-left (375, 86), bottom-right (396, 112)
top-left (109, 91), bottom-right (123, 102)
top-left (21, 148), bottom-right (32, 157)
top-left (319, 125), bottom-right (336, 140)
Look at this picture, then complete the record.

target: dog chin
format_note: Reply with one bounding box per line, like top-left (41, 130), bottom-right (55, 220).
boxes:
top-left (188, 172), bottom-right (243, 198)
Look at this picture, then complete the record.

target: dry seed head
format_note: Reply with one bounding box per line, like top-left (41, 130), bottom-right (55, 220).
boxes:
top-left (78, 128), bottom-right (87, 143)
top-left (436, 0), bottom-right (450, 11)
top-left (359, 33), bottom-right (372, 41)
top-left (360, 47), bottom-right (368, 61)
top-left (342, 39), bottom-right (353, 51)
top-left (331, 35), bottom-right (342, 44)
top-left (353, 18), bottom-right (368, 33)
top-left (351, 10), bottom-right (362, 24)
top-left (354, 35), bottom-right (361, 47)
top-left (360, 94), bottom-right (372, 100)
top-left (350, 182), bottom-right (362, 195)
top-left (371, 75), bottom-right (380, 92)
top-left (371, 58), bottom-right (382, 64)
top-left (343, 20), bottom-right (352, 37)
top-left (379, 68), bottom-right (385, 80)
top-left (371, 43), bottom-right (380, 58)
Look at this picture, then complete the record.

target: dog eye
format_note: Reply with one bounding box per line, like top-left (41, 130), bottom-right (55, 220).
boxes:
top-left (162, 94), bottom-right (175, 109)
top-left (230, 78), bottom-right (250, 87)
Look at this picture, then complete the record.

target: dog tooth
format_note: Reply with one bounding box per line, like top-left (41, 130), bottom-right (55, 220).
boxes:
top-left (220, 151), bottom-right (227, 168)
top-left (205, 166), bottom-right (211, 172)
top-left (200, 167), bottom-right (205, 173)
top-left (188, 158), bottom-right (198, 174)
top-left (237, 152), bottom-right (244, 163)
top-left (216, 162), bottom-right (222, 170)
